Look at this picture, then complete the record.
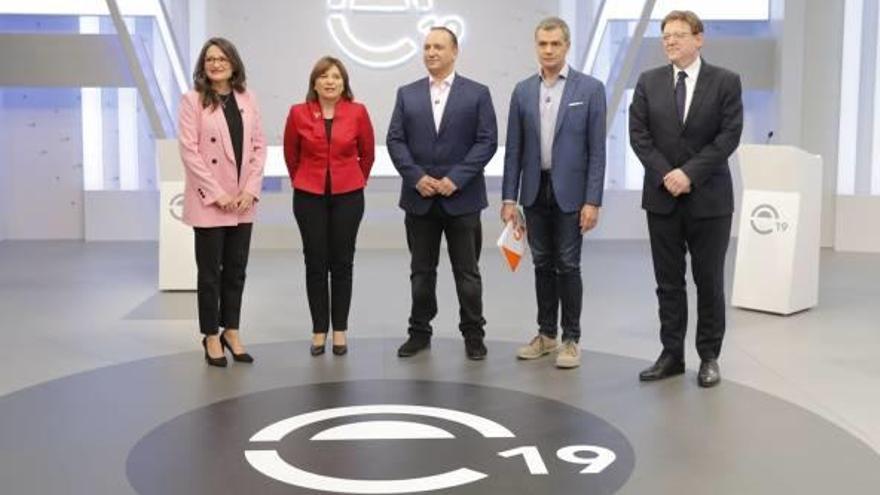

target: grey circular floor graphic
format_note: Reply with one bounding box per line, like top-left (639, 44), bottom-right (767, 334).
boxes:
top-left (1, 338), bottom-right (880, 495)
top-left (127, 381), bottom-right (635, 494)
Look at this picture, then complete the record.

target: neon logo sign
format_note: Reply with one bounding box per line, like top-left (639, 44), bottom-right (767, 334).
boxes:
top-left (326, 0), bottom-right (465, 69)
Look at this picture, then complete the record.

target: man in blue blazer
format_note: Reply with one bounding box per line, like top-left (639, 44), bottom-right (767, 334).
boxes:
top-left (387, 26), bottom-right (498, 360)
top-left (502, 17), bottom-right (606, 369)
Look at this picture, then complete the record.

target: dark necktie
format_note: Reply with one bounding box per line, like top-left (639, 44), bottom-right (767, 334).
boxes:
top-left (675, 70), bottom-right (687, 123)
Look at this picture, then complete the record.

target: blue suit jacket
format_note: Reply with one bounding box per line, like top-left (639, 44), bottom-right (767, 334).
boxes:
top-left (387, 74), bottom-right (498, 216)
top-left (502, 68), bottom-right (606, 213)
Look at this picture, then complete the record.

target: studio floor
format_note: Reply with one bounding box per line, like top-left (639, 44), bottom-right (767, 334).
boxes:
top-left (0, 239), bottom-right (878, 494)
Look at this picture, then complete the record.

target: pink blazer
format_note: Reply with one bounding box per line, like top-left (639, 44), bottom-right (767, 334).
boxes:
top-left (178, 89), bottom-right (267, 228)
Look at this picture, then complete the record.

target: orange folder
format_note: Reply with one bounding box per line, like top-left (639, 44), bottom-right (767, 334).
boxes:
top-left (497, 221), bottom-right (526, 272)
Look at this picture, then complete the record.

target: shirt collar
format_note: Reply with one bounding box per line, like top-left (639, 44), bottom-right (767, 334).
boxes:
top-left (431, 71), bottom-right (456, 88)
top-left (674, 56), bottom-right (701, 80)
top-left (538, 64), bottom-right (570, 82)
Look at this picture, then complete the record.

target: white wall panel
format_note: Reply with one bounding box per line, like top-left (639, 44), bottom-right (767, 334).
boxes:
top-left (1, 89), bottom-right (84, 239)
top-left (801, 0), bottom-right (844, 247)
top-left (0, 88), bottom-right (7, 241)
top-left (205, 0), bottom-right (551, 145)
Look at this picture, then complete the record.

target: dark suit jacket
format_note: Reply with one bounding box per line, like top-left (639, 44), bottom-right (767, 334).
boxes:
top-left (629, 59), bottom-right (743, 218)
top-left (387, 74), bottom-right (498, 216)
top-left (503, 67), bottom-right (606, 213)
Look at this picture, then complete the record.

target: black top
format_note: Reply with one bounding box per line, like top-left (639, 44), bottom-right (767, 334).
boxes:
top-left (324, 118), bottom-right (333, 143)
top-left (220, 92), bottom-right (244, 177)
top-left (324, 118), bottom-right (333, 193)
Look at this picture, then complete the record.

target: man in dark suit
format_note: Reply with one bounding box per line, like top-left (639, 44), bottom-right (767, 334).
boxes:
top-left (629, 10), bottom-right (743, 387)
top-left (387, 26), bottom-right (498, 360)
top-left (502, 17), bottom-right (606, 369)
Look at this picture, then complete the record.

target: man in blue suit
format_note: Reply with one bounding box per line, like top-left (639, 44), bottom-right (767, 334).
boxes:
top-left (502, 17), bottom-right (606, 369)
top-left (387, 26), bottom-right (498, 360)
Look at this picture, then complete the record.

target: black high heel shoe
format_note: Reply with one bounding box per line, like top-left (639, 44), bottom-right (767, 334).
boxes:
top-left (202, 337), bottom-right (227, 367)
top-left (332, 332), bottom-right (348, 356)
top-left (310, 336), bottom-right (326, 356)
top-left (219, 332), bottom-right (254, 363)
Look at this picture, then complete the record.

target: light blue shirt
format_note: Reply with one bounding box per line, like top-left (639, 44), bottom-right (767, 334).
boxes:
top-left (539, 64), bottom-right (569, 170)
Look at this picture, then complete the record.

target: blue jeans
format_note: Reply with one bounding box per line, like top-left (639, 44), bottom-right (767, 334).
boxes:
top-left (524, 173), bottom-right (583, 342)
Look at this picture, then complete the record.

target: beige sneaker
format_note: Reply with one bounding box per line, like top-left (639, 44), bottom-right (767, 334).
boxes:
top-left (555, 341), bottom-right (581, 369)
top-left (516, 334), bottom-right (558, 360)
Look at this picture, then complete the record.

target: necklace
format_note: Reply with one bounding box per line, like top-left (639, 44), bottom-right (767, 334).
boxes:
top-left (218, 92), bottom-right (232, 108)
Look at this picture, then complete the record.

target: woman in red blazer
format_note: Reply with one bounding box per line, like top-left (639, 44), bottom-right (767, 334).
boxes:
top-left (283, 56), bottom-right (375, 356)
top-left (178, 37), bottom-right (266, 367)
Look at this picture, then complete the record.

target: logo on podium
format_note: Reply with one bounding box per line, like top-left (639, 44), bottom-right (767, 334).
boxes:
top-left (168, 193), bottom-right (185, 222)
top-left (750, 204), bottom-right (788, 235)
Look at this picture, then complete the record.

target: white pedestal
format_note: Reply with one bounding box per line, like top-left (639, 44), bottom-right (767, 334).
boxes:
top-left (731, 145), bottom-right (822, 315)
top-left (157, 139), bottom-right (196, 291)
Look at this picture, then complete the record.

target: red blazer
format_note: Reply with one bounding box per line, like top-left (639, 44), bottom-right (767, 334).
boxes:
top-left (178, 89), bottom-right (266, 227)
top-left (283, 99), bottom-right (375, 194)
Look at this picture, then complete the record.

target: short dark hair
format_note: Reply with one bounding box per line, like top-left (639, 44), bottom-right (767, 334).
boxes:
top-left (306, 56), bottom-right (354, 102)
top-left (193, 37), bottom-right (247, 110)
top-left (661, 10), bottom-right (704, 34)
top-left (428, 26), bottom-right (458, 48)
top-left (535, 16), bottom-right (570, 44)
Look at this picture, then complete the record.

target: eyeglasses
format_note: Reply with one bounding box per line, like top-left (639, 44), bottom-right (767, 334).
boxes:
top-left (204, 56), bottom-right (230, 66)
top-left (662, 32), bottom-right (694, 42)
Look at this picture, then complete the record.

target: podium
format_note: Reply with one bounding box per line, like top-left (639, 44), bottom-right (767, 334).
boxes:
top-left (731, 145), bottom-right (822, 314)
top-left (157, 139), bottom-right (196, 291)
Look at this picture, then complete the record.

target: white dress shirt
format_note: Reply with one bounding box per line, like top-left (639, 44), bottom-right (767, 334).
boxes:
top-left (672, 56), bottom-right (701, 122)
top-left (430, 71), bottom-right (455, 132)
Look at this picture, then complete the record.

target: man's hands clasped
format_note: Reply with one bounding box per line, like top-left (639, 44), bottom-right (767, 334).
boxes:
top-left (416, 175), bottom-right (458, 198)
top-left (663, 169), bottom-right (692, 197)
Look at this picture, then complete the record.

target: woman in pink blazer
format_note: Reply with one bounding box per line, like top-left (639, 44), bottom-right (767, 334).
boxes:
top-left (178, 37), bottom-right (266, 367)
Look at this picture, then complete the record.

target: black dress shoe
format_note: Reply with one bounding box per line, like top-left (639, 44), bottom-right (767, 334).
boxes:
top-left (220, 332), bottom-right (254, 363)
top-left (397, 335), bottom-right (430, 357)
top-left (698, 359), bottom-right (721, 388)
top-left (310, 337), bottom-right (326, 356)
top-left (639, 353), bottom-right (685, 381)
top-left (464, 337), bottom-right (487, 361)
top-left (201, 337), bottom-right (227, 368)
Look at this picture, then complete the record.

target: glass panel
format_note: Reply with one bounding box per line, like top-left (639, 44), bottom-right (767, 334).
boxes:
top-left (0, 14), bottom-right (85, 33)
top-left (124, 15), bottom-right (179, 136)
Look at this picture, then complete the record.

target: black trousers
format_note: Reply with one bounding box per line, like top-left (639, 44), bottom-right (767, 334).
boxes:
top-left (647, 204), bottom-right (732, 361)
top-left (293, 188), bottom-right (364, 333)
top-left (405, 201), bottom-right (485, 338)
top-left (194, 223), bottom-right (253, 335)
